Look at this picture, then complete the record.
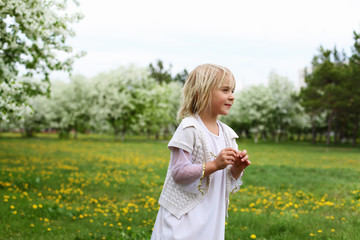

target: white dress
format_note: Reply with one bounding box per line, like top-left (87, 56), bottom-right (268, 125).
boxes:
top-left (151, 117), bottom-right (242, 240)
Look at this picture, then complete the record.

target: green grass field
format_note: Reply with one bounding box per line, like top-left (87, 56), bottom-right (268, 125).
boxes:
top-left (0, 133), bottom-right (359, 240)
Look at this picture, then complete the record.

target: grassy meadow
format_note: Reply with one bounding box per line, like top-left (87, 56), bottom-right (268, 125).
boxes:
top-left (0, 133), bottom-right (359, 240)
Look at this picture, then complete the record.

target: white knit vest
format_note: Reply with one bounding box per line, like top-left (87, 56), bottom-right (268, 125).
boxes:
top-left (158, 116), bottom-right (239, 219)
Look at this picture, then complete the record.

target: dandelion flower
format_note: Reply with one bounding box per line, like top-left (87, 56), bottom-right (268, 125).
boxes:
top-left (250, 234), bottom-right (256, 239)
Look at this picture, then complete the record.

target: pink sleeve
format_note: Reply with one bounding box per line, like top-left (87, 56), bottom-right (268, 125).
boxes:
top-left (170, 148), bottom-right (203, 185)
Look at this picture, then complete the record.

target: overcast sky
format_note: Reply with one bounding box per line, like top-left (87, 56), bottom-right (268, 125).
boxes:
top-left (61, 0), bottom-right (360, 90)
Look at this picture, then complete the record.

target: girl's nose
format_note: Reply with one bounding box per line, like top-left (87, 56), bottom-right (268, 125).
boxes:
top-left (229, 92), bottom-right (235, 100)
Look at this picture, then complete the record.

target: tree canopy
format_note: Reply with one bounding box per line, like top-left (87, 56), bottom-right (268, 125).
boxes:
top-left (0, 0), bottom-right (84, 121)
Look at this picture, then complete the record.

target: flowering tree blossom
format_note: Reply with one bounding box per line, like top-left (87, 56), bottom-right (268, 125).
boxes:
top-left (0, 0), bottom-right (84, 121)
top-left (92, 65), bottom-right (156, 140)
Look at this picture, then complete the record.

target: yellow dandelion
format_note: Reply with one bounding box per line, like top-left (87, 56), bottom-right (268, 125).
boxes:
top-left (309, 233), bottom-right (315, 236)
top-left (318, 230), bottom-right (322, 233)
top-left (10, 205), bottom-right (15, 209)
top-left (331, 229), bottom-right (335, 232)
top-left (32, 204), bottom-right (38, 209)
top-left (250, 234), bottom-right (256, 239)
top-left (12, 211), bottom-right (17, 215)
top-left (30, 224), bottom-right (35, 228)
top-left (47, 228), bottom-right (51, 231)
top-left (127, 226), bottom-right (131, 230)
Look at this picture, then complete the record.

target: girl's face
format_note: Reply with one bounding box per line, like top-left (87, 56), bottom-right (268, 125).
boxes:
top-left (209, 76), bottom-right (235, 117)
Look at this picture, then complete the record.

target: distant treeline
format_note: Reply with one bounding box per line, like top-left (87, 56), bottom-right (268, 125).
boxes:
top-left (2, 32), bottom-right (360, 146)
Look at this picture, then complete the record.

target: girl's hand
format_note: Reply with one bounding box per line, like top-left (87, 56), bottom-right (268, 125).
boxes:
top-left (213, 147), bottom-right (237, 170)
top-left (234, 150), bottom-right (251, 170)
top-left (205, 148), bottom-right (237, 177)
top-left (231, 150), bottom-right (251, 179)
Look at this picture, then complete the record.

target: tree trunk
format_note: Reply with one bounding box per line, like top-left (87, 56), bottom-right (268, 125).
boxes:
top-left (352, 114), bottom-right (359, 146)
top-left (114, 128), bottom-right (119, 141)
top-left (254, 128), bottom-right (259, 143)
top-left (121, 128), bottom-right (126, 141)
top-left (74, 130), bottom-right (78, 140)
top-left (319, 131), bottom-right (323, 142)
top-left (275, 129), bottom-right (280, 143)
top-left (311, 116), bottom-right (317, 144)
top-left (334, 116), bottom-right (338, 145)
top-left (163, 127), bottom-right (169, 139)
top-left (297, 130), bottom-right (301, 141)
top-left (326, 112), bottom-right (333, 145)
top-left (25, 128), bottom-right (33, 137)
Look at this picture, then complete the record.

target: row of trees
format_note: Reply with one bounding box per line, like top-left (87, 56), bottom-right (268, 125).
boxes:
top-left (1, 64), bottom-right (183, 141)
top-left (2, 58), bottom-right (358, 146)
top-left (299, 36), bottom-right (360, 145)
top-left (223, 72), bottom-right (306, 143)
top-left (224, 28), bottom-right (360, 146)
top-left (1, 1), bottom-right (359, 145)
top-left (1, 57), bottom-right (359, 145)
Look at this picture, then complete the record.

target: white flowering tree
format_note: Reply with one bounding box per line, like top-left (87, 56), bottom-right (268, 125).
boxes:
top-left (266, 72), bottom-right (300, 142)
top-left (224, 71), bottom-right (314, 143)
top-left (0, 0), bottom-right (84, 122)
top-left (92, 65), bottom-right (156, 141)
top-left (47, 75), bottom-right (94, 138)
top-left (224, 85), bottom-right (273, 143)
top-left (138, 81), bottom-right (181, 139)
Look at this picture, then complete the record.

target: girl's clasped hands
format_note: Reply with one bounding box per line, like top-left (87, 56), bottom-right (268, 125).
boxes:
top-left (213, 148), bottom-right (251, 179)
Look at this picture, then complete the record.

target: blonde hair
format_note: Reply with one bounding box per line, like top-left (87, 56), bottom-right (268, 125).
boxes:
top-left (177, 63), bottom-right (235, 121)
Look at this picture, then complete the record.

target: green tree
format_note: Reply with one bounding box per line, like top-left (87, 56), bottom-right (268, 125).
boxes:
top-left (349, 28), bottom-right (360, 146)
top-left (149, 60), bottom-right (173, 84)
top-left (149, 59), bottom-right (188, 85)
top-left (0, 0), bottom-right (84, 121)
top-left (299, 47), bottom-right (345, 145)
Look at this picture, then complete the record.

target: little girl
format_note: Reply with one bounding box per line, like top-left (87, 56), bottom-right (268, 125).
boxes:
top-left (151, 64), bottom-right (251, 240)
